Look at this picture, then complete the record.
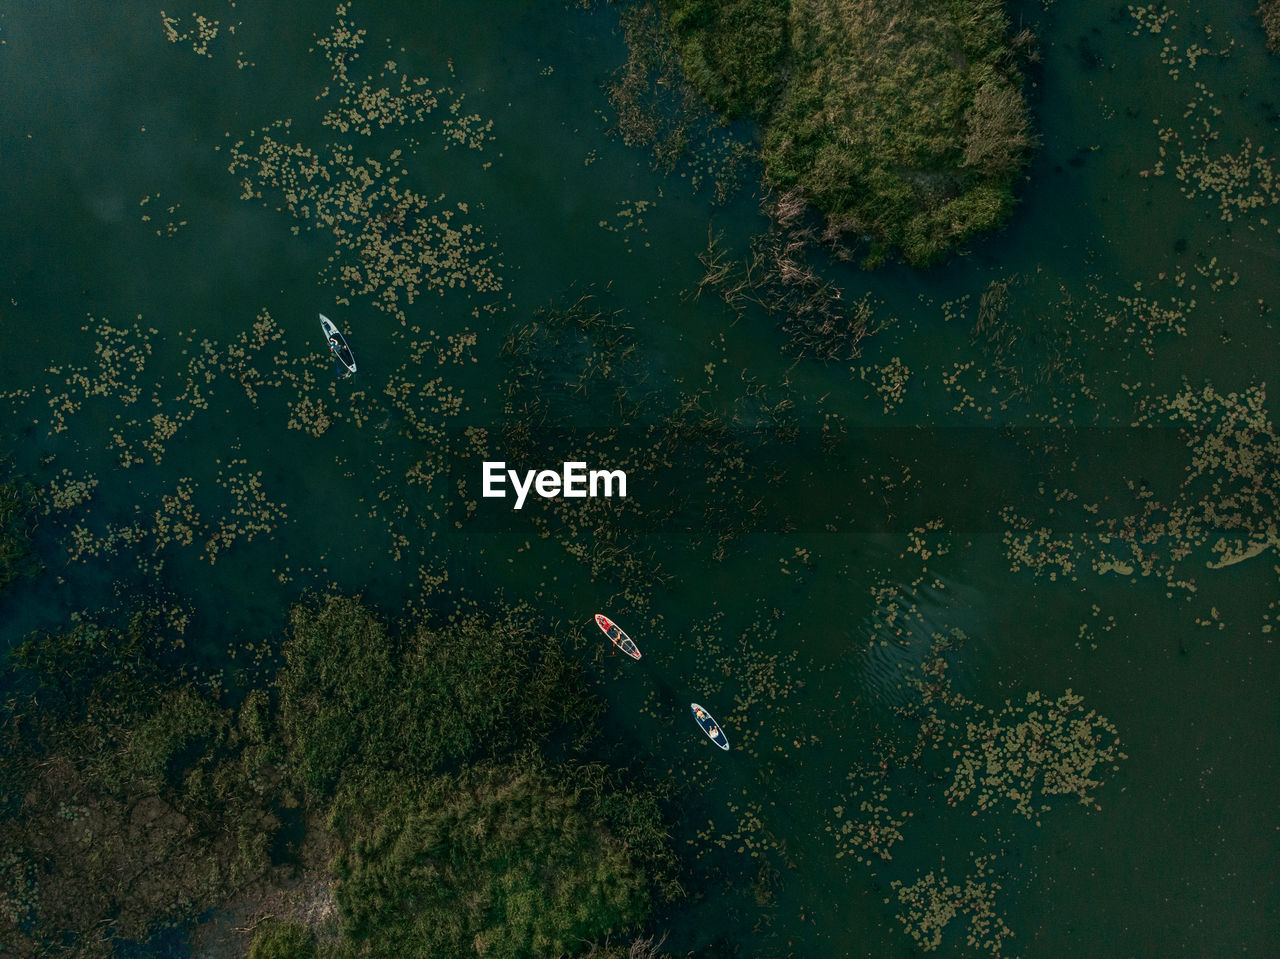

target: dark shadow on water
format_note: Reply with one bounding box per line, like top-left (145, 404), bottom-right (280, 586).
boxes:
top-left (112, 925), bottom-right (187, 959)
top-left (270, 805), bottom-right (307, 867)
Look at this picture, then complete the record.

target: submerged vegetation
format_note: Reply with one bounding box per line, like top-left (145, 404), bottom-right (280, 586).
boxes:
top-left (604, 1), bottom-right (754, 198)
top-left (0, 463), bottom-right (39, 591)
top-left (0, 596), bottom-right (678, 958)
top-left (499, 294), bottom-right (800, 609)
top-left (698, 192), bottom-right (886, 360)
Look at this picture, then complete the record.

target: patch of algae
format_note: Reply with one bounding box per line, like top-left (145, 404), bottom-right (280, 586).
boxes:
top-left (831, 779), bottom-right (911, 864)
top-left (226, 3), bottom-right (502, 324)
top-left (1131, 381), bottom-right (1279, 568)
top-left (51, 309), bottom-right (358, 468)
top-left (1262, 1), bottom-right (1280, 51)
top-left (40, 319), bottom-right (155, 433)
top-left (63, 460), bottom-right (285, 569)
top-left (43, 471), bottom-right (98, 514)
top-left (138, 194), bottom-right (187, 237)
top-left (862, 356), bottom-right (911, 414)
top-left (161, 8), bottom-right (225, 58)
top-left (1145, 83), bottom-right (1280, 222)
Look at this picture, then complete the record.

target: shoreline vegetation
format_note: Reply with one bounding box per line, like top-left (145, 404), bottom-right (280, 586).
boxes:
top-left (0, 596), bottom-right (679, 959)
top-left (656, 0), bottom-right (1037, 267)
top-left (0, 463), bottom-right (39, 592)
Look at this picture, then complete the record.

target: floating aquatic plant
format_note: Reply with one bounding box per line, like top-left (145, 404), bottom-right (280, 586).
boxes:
top-left (945, 689), bottom-right (1127, 822)
top-left (891, 853), bottom-right (1013, 957)
top-left (227, 4), bottom-right (503, 325)
top-left (829, 616), bottom-right (1125, 956)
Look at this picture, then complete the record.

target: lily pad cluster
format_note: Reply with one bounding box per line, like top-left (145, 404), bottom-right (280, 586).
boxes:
top-left (830, 606), bottom-right (1125, 956)
top-left (227, 3), bottom-right (502, 324)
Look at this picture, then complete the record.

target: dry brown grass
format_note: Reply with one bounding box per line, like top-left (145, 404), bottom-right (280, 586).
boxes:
top-left (962, 80), bottom-right (1034, 175)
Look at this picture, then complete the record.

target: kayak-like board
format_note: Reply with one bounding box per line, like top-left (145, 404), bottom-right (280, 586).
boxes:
top-left (690, 703), bottom-right (730, 750)
top-left (320, 313), bottom-right (357, 374)
top-left (594, 613), bottom-right (640, 660)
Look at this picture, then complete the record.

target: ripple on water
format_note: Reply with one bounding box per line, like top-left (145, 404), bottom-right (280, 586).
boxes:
top-left (857, 570), bottom-right (987, 713)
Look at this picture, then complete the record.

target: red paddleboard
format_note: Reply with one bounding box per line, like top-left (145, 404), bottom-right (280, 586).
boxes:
top-left (594, 613), bottom-right (641, 660)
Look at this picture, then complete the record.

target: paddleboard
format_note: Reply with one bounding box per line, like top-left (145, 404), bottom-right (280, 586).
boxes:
top-left (690, 703), bottom-right (730, 750)
top-left (594, 613), bottom-right (640, 660)
top-left (320, 313), bottom-right (357, 375)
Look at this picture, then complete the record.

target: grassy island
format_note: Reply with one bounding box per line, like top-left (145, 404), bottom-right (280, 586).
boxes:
top-left (662, 0), bottom-right (1035, 266)
top-left (0, 597), bottom-right (678, 958)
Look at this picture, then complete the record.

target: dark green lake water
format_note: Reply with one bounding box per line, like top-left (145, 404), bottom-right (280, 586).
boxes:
top-left (2, 0), bottom-right (1278, 955)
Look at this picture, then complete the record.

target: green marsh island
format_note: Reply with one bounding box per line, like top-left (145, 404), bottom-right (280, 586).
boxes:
top-left (1, 1), bottom-right (1278, 957)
